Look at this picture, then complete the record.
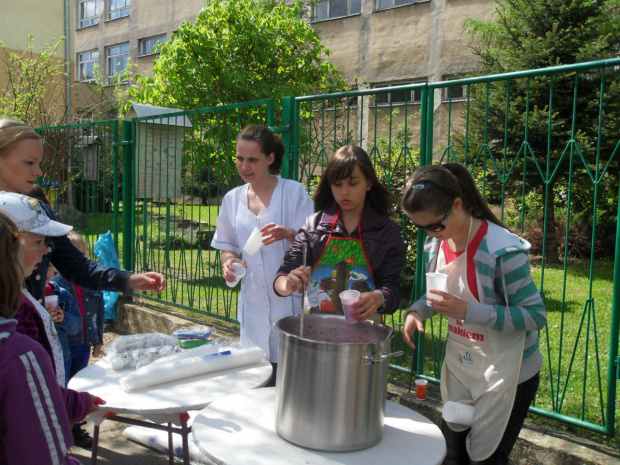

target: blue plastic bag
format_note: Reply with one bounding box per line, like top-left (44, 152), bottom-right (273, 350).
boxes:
top-left (94, 231), bottom-right (120, 321)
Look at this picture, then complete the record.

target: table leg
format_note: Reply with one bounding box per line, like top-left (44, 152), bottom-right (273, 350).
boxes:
top-left (167, 422), bottom-right (174, 465)
top-left (181, 419), bottom-right (190, 465)
top-left (90, 424), bottom-right (100, 465)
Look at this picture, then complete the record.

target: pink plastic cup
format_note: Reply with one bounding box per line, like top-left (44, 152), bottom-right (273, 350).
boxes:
top-left (339, 290), bottom-right (361, 324)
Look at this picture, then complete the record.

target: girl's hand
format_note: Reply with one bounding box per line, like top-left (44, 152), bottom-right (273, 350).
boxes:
top-left (88, 395), bottom-right (106, 414)
top-left (351, 291), bottom-right (384, 321)
top-left (427, 290), bottom-right (468, 320)
top-left (283, 266), bottom-right (311, 294)
top-left (260, 223), bottom-right (296, 245)
top-left (92, 344), bottom-right (104, 358)
top-left (222, 258), bottom-right (247, 283)
top-left (46, 305), bottom-right (64, 323)
top-left (403, 311), bottom-right (425, 349)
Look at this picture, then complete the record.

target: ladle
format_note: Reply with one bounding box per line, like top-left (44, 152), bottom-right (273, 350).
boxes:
top-left (299, 243), bottom-right (307, 337)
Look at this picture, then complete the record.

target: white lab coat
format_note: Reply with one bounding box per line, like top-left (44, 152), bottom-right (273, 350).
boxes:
top-left (211, 178), bottom-right (313, 362)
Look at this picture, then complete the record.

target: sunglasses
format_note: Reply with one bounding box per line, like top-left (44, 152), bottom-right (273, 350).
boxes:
top-left (411, 207), bottom-right (452, 232)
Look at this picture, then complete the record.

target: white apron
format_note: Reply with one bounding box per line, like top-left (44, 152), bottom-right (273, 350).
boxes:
top-left (22, 289), bottom-right (65, 387)
top-left (438, 220), bottom-right (525, 461)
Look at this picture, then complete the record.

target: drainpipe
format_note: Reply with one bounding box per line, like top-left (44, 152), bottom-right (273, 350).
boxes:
top-left (65, 0), bottom-right (71, 122)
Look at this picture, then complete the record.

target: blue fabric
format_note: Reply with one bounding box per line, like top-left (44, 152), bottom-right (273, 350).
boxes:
top-left (94, 231), bottom-right (121, 320)
top-left (68, 343), bottom-right (91, 381)
top-left (51, 275), bottom-right (105, 348)
top-left (47, 281), bottom-right (83, 363)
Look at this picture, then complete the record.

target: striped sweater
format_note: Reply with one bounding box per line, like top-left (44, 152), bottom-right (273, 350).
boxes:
top-left (407, 221), bottom-right (547, 383)
top-left (0, 318), bottom-right (79, 464)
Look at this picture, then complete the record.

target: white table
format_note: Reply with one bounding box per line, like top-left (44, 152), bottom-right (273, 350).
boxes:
top-left (69, 358), bottom-right (272, 465)
top-left (192, 387), bottom-right (446, 465)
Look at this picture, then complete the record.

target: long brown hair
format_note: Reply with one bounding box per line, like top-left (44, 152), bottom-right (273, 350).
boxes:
top-left (314, 145), bottom-right (395, 217)
top-left (0, 118), bottom-right (41, 158)
top-left (401, 163), bottom-right (504, 227)
top-left (0, 212), bottom-right (23, 319)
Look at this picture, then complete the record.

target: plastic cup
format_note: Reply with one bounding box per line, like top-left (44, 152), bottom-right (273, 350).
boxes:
top-left (45, 295), bottom-right (59, 309)
top-left (426, 272), bottom-right (448, 305)
top-left (339, 289), bottom-right (361, 324)
top-left (226, 262), bottom-right (246, 288)
top-left (415, 379), bottom-right (428, 400)
top-left (243, 227), bottom-right (263, 256)
top-left (442, 401), bottom-right (475, 426)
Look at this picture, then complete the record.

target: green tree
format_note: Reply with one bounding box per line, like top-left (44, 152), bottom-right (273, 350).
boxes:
top-left (130, 0), bottom-right (345, 109)
top-left (0, 34), bottom-right (67, 128)
top-left (463, 0), bottom-right (620, 263)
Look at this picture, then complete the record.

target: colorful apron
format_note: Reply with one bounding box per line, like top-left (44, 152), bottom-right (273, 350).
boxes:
top-left (305, 211), bottom-right (380, 321)
top-left (438, 219), bottom-right (525, 461)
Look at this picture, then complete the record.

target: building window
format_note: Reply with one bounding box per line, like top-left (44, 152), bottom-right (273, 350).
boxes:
top-left (77, 50), bottom-right (99, 82)
top-left (442, 76), bottom-right (468, 102)
top-left (106, 43), bottom-right (130, 84)
top-left (373, 82), bottom-right (425, 106)
top-left (314, 0), bottom-right (361, 21)
top-left (376, 0), bottom-right (417, 10)
top-left (139, 35), bottom-right (166, 56)
top-left (108, 0), bottom-right (130, 20)
top-left (79, 0), bottom-right (99, 28)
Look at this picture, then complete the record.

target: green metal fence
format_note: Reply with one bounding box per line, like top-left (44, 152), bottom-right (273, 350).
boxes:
top-left (36, 57), bottom-right (620, 436)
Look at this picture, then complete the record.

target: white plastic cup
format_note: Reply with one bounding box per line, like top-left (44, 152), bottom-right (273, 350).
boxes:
top-left (426, 272), bottom-right (448, 305)
top-left (339, 289), bottom-right (361, 324)
top-left (415, 378), bottom-right (428, 400)
top-left (243, 227), bottom-right (263, 256)
top-left (45, 295), bottom-right (59, 309)
top-left (226, 262), bottom-right (247, 288)
top-left (443, 401), bottom-right (475, 426)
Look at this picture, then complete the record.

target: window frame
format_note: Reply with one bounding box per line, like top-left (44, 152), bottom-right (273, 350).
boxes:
top-left (79, 0), bottom-right (99, 28)
top-left (139, 35), bottom-right (167, 57)
top-left (108, 0), bottom-right (130, 20)
top-left (441, 76), bottom-right (468, 102)
top-left (313, 0), bottom-right (362, 22)
top-left (77, 50), bottom-right (99, 83)
top-left (106, 43), bottom-right (130, 84)
top-left (371, 82), bottom-right (425, 107)
top-left (375, 0), bottom-right (426, 12)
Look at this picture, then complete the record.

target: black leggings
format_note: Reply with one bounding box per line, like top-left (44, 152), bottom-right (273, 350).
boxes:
top-left (441, 372), bottom-right (540, 465)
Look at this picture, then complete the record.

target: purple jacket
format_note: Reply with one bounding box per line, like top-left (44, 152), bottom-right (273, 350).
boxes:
top-left (13, 297), bottom-right (93, 423)
top-left (275, 202), bottom-right (406, 314)
top-left (0, 318), bottom-right (80, 465)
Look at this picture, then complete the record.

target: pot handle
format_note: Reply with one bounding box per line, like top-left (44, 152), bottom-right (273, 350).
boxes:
top-left (362, 350), bottom-right (404, 366)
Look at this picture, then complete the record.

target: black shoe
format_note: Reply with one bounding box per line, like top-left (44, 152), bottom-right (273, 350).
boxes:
top-left (72, 422), bottom-right (93, 448)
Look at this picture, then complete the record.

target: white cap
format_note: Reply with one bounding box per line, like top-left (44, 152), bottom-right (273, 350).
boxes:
top-left (0, 191), bottom-right (73, 237)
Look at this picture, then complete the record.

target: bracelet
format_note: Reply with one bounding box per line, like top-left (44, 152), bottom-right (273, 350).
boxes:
top-left (376, 290), bottom-right (386, 309)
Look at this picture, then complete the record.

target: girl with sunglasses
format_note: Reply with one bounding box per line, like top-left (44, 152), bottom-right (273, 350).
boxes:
top-left (401, 163), bottom-right (546, 465)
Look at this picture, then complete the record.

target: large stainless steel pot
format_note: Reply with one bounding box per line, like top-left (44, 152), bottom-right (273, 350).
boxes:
top-left (274, 314), bottom-right (402, 452)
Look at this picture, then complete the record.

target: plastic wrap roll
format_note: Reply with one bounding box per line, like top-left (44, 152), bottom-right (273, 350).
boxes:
top-left (120, 346), bottom-right (265, 392)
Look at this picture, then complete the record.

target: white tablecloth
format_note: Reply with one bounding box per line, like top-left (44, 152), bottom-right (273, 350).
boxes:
top-left (69, 358), bottom-right (272, 424)
top-left (192, 387), bottom-right (446, 465)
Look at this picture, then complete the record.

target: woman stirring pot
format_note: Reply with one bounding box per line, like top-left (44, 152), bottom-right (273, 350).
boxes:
top-left (401, 163), bottom-right (546, 465)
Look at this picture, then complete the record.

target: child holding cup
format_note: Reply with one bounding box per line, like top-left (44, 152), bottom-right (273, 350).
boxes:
top-left (400, 163), bottom-right (547, 465)
top-left (274, 145), bottom-right (406, 323)
top-left (45, 264), bottom-right (83, 386)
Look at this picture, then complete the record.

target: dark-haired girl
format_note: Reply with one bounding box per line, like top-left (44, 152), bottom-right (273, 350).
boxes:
top-left (401, 163), bottom-right (546, 465)
top-left (211, 125), bottom-right (313, 383)
top-left (274, 145), bottom-right (406, 322)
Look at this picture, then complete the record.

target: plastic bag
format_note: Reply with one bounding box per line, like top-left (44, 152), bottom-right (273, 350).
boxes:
top-left (108, 345), bottom-right (178, 370)
top-left (94, 231), bottom-right (120, 320)
top-left (106, 333), bottom-right (178, 355)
